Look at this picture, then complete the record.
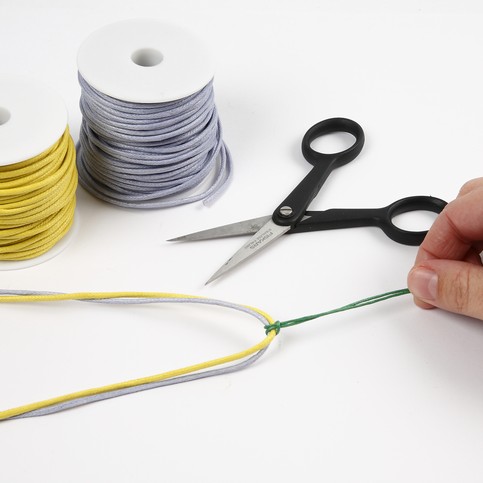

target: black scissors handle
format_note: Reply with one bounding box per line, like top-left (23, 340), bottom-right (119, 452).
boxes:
top-left (288, 195), bottom-right (447, 245)
top-left (273, 118), bottom-right (365, 226)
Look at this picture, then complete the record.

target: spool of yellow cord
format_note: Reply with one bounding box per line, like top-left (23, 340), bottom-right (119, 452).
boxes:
top-left (0, 77), bottom-right (78, 267)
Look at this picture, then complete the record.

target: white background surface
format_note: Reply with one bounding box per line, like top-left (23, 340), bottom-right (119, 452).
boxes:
top-left (1, 1), bottom-right (483, 482)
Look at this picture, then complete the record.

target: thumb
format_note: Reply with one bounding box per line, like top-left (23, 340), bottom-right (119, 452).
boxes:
top-left (408, 260), bottom-right (483, 320)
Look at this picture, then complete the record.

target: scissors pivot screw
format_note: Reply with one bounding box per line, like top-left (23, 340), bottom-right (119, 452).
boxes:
top-left (279, 206), bottom-right (293, 217)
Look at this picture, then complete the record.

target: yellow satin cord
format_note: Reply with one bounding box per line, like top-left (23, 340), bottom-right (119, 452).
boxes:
top-left (0, 291), bottom-right (276, 420)
top-left (0, 128), bottom-right (77, 260)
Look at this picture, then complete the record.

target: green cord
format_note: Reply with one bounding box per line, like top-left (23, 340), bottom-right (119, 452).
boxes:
top-left (264, 288), bottom-right (411, 334)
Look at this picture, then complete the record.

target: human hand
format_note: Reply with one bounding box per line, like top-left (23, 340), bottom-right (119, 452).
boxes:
top-left (407, 178), bottom-right (483, 319)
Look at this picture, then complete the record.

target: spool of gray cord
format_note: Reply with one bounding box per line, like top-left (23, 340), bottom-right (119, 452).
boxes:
top-left (76, 19), bottom-right (232, 208)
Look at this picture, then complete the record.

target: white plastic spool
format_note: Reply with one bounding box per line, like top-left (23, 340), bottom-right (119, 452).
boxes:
top-left (77, 19), bottom-right (222, 204)
top-left (0, 76), bottom-right (78, 270)
top-left (77, 19), bottom-right (215, 103)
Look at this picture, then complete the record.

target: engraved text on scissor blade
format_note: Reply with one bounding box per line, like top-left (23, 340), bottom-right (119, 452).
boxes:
top-left (247, 227), bottom-right (276, 250)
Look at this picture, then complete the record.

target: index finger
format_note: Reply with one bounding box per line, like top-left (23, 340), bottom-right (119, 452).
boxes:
top-left (415, 184), bottom-right (483, 265)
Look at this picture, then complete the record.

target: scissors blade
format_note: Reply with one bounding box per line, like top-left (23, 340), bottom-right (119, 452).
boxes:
top-left (206, 219), bottom-right (290, 284)
top-left (168, 216), bottom-right (271, 242)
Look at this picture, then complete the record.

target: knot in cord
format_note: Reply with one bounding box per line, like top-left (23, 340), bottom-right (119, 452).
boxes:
top-left (265, 321), bottom-right (281, 335)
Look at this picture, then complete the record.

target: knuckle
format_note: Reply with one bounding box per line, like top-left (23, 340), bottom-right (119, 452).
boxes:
top-left (458, 177), bottom-right (483, 197)
top-left (447, 268), bottom-right (471, 312)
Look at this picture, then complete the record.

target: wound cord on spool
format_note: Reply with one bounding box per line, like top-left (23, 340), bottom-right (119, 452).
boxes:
top-left (76, 74), bottom-right (232, 208)
top-left (0, 288), bottom-right (411, 420)
top-left (0, 129), bottom-right (77, 260)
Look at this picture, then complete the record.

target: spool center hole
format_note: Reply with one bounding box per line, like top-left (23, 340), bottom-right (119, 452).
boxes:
top-left (0, 107), bottom-right (11, 126)
top-left (131, 48), bottom-right (164, 67)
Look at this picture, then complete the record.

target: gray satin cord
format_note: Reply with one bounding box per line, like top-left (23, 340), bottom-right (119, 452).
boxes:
top-left (0, 290), bottom-right (268, 418)
top-left (76, 73), bottom-right (232, 208)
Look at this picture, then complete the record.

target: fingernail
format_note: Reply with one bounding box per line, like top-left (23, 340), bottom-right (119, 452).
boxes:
top-left (408, 268), bottom-right (438, 301)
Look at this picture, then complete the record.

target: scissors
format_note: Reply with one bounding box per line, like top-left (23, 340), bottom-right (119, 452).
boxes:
top-left (170, 118), bottom-right (447, 284)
